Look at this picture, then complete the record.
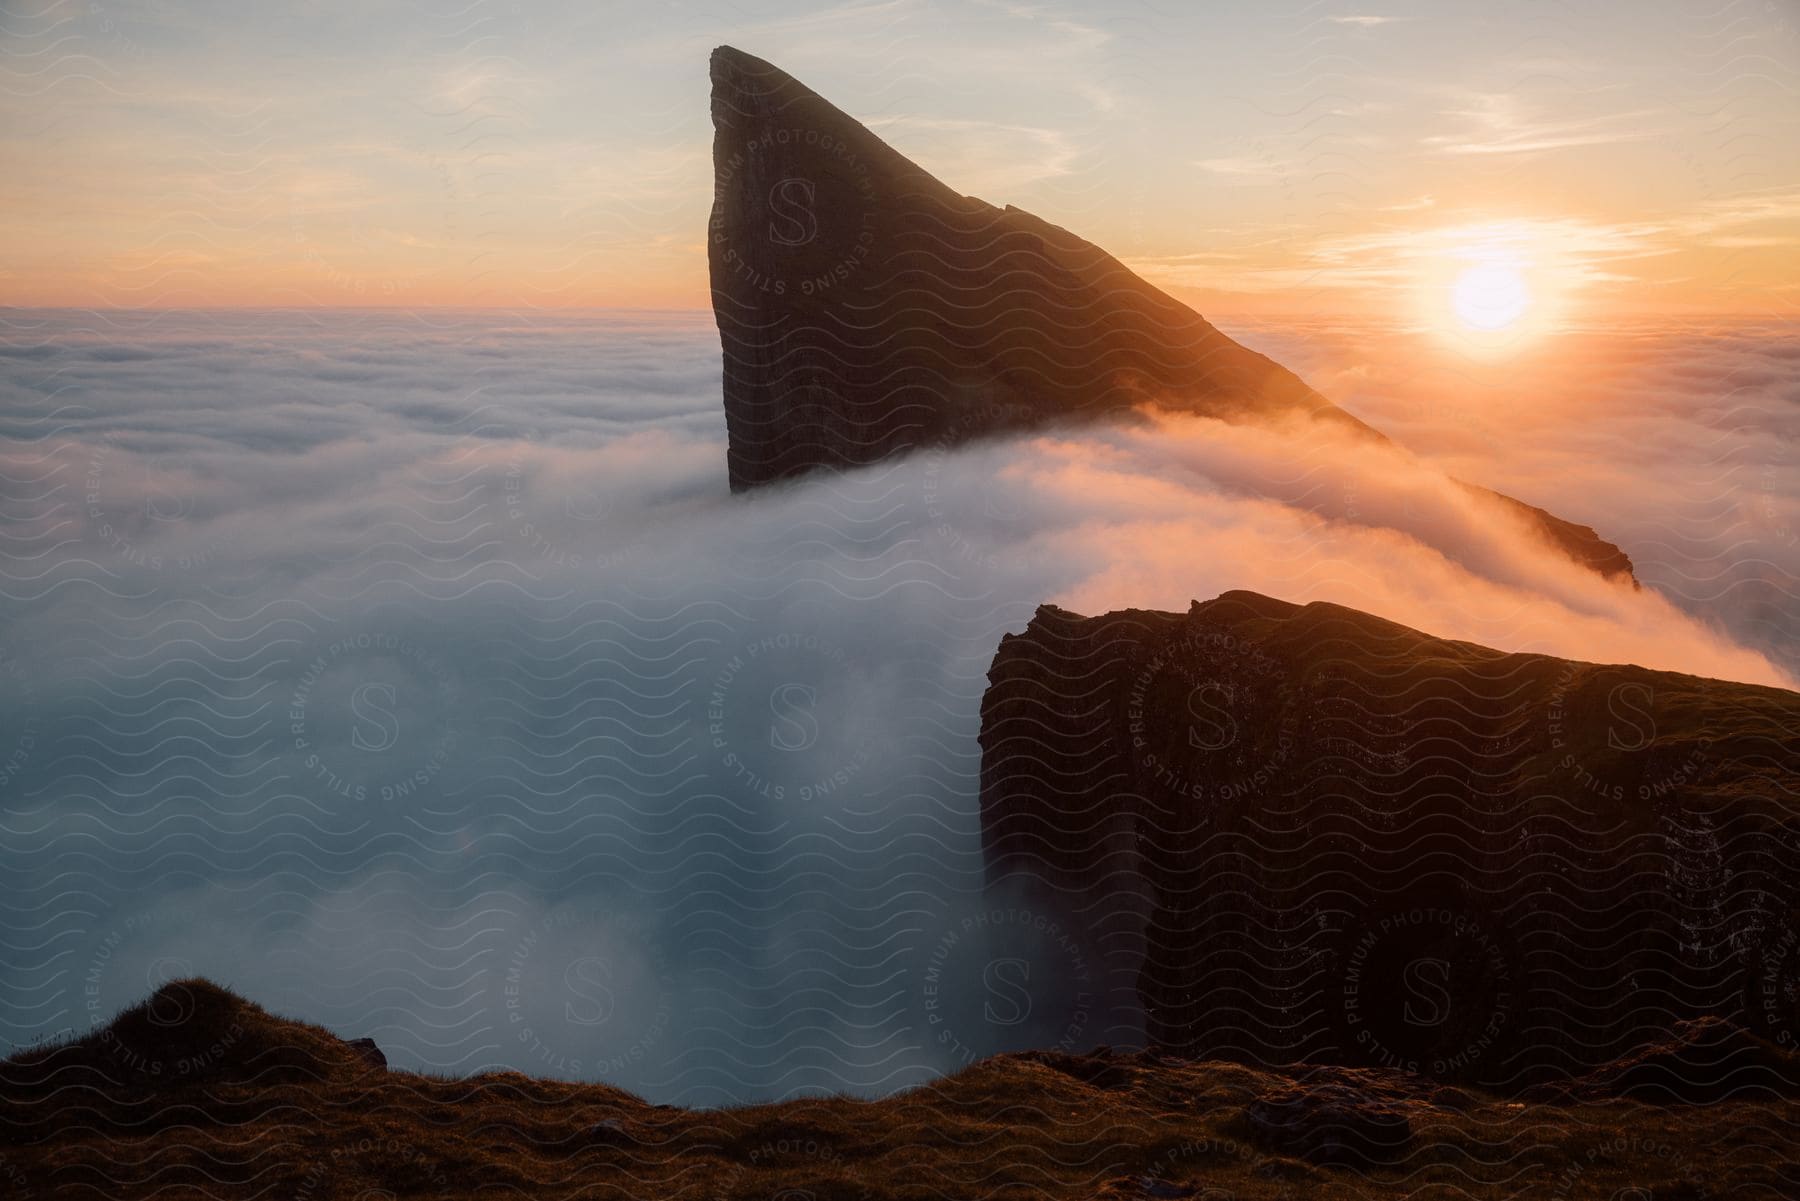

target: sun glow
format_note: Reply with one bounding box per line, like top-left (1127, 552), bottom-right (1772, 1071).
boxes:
top-left (1452, 263), bottom-right (1531, 330)
top-left (1407, 221), bottom-right (1570, 353)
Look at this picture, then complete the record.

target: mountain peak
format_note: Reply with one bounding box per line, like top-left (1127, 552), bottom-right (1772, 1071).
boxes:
top-left (705, 50), bottom-right (1635, 583)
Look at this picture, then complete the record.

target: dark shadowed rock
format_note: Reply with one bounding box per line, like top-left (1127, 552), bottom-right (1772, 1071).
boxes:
top-left (1429, 1085), bottom-right (1479, 1111)
top-left (1546, 1017), bottom-right (1800, 1103)
top-left (1246, 1082), bottom-right (1413, 1166)
top-left (706, 45), bottom-right (1634, 582)
top-left (977, 589), bottom-right (1800, 1090)
top-left (348, 1037), bottom-right (387, 1071)
top-left (589, 1118), bottom-right (637, 1146)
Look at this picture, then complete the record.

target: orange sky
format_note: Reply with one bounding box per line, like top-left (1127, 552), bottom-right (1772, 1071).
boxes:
top-left (2, 1), bottom-right (1797, 317)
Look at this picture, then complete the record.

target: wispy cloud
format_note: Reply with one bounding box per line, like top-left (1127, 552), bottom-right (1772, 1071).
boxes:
top-left (1128, 214), bottom-right (1681, 298)
top-left (1133, 180), bottom-right (1800, 307)
top-left (1423, 92), bottom-right (1666, 156)
top-left (973, 0), bottom-right (1114, 50)
top-left (866, 116), bottom-right (1079, 193)
top-left (1195, 155), bottom-right (1281, 179)
top-left (1682, 187), bottom-right (1800, 233)
top-left (1704, 235), bottom-right (1798, 249)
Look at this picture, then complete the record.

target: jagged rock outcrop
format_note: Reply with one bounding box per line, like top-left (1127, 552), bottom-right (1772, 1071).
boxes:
top-left (348, 1036), bottom-right (388, 1071)
top-left (707, 46), bottom-right (1635, 582)
top-left (978, 590), bottom-right (1800, 1089)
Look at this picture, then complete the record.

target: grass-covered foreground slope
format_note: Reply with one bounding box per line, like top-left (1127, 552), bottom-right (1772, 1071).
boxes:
top-left (4, 978), bottom-right (1799, 1199)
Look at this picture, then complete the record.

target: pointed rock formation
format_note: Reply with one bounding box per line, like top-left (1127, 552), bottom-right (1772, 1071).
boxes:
top-left (707, 45), bottom-right (1634, 582)
top-left (978, 589), bottom-right (1800, 1089)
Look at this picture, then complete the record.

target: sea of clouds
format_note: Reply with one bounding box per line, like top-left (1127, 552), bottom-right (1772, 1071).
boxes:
top-left (0, 307), bottom-right (1793, 1103)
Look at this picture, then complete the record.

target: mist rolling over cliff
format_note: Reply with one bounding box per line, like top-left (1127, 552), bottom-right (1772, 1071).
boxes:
top-left (4, 5), bottom-right (1799, 1196)
top-left (1, 306), bottom-right (1792, 1105)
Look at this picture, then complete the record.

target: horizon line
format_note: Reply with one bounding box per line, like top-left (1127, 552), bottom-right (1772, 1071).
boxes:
top-left (3, 302), bottom-right (1794, 323)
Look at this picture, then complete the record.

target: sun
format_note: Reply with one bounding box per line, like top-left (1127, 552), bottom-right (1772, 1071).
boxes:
top-left (1451, 263), bottom-right (1531, 331)
top-left (1411, 222), bottom-right (1566, 352)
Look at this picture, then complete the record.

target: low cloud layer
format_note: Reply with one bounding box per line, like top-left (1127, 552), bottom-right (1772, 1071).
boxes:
top-left (0, 308), bottom-right (1792, 1102)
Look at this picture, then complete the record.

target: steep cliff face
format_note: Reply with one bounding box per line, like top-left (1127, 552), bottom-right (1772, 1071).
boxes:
top-left (707, 46), bottom-right (1635, 582)
top-left (978, 590), bottom-right (1800, 1089)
